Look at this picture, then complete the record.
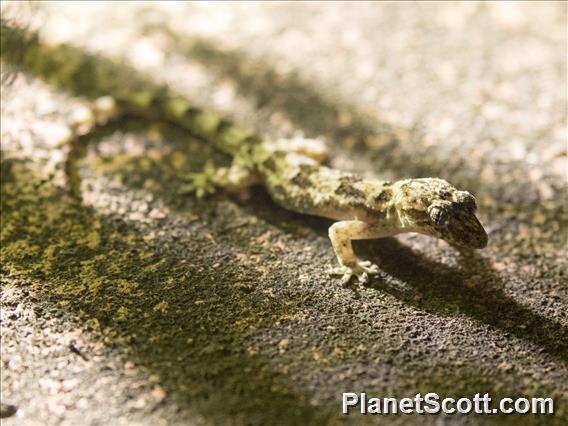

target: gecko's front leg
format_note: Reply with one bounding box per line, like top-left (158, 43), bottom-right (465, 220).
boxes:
top-left (328, 220), bottom-right (393, 285)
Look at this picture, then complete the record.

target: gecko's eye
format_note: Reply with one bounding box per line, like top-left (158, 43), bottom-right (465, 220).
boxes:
top-left (455, 191), bottom-right (477, 211)
top-left (427, 201), bottom-right (452, 227)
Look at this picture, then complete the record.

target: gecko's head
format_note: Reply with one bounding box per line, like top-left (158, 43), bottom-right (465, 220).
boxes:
top-left (392, 178), bottom-right (488, 249)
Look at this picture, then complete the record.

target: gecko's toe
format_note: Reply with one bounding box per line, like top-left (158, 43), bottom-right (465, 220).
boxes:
top-left (329, 260), bottom-right (379, 285)
top-left (340, 273), bottom-right (354, 286)
top-left (329, 266), bottom-right (353, 285)
top-left (358, 260), bottom-right (380, 275)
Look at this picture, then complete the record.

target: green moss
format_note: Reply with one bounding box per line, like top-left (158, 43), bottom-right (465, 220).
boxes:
top-left (0, 154), bottom-right (332, 425)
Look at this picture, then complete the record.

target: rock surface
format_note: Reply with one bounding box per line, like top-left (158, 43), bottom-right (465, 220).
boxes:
top-left (1, 3), bottom-right (566, 425)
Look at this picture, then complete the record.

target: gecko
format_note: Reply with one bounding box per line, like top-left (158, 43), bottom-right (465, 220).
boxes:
top-left (0, 18), bottom-right (488, 284)
top-left (182, 136), bottom-right (488, 284)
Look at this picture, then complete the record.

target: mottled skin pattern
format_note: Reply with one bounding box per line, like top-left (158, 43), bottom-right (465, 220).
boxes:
top-left (0, 19), bottom-right (488, 284)
top-left (246, 141), bottom-right (487, 283)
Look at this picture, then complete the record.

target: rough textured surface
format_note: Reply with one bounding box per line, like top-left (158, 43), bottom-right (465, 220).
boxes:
top-left (1, 2), bottom-right (567, 425)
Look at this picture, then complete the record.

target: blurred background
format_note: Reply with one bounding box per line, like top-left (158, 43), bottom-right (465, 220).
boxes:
top-left (1, 2), bottom-right (566, 425)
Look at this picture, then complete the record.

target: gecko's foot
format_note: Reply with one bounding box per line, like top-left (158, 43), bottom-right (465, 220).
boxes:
top-left (329, 260), bottom-right (379, 285)
top-left (179, 162), bottom-right (218, 198)
top-left (179, 175), bottom-right (217, 198)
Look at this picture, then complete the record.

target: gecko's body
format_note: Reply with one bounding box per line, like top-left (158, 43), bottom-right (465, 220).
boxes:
top-left (213, 136), bottom-right (488, 283)
top-left (1, 19), bottom-right (488, 284)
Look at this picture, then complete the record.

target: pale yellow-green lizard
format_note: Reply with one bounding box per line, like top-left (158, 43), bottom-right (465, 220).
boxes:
top-left (0, 19), bottom-right (488, 284)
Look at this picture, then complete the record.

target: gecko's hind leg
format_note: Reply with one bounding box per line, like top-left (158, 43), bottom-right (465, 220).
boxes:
top-left (180, 161), bottom-right (260, 198)
top-left (276, 134), bottom-right (329, 164)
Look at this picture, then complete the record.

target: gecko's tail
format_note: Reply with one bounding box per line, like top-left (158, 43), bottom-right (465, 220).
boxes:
top-left (0, 18), bottom-right (261, 160)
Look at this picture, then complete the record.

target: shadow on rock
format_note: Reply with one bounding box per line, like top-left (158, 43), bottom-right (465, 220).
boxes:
top-left (360, 238), bottom-right (568, 364)
top-left (147, 25), bottom-right (474, 186)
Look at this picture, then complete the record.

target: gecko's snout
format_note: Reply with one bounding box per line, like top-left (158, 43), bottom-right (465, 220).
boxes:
top-left (427, 195), bottom-right (487, 249)
top-left (452, 212), bottom-right (488, 249)
top-left (438, 205), bottom-right (488, 249)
